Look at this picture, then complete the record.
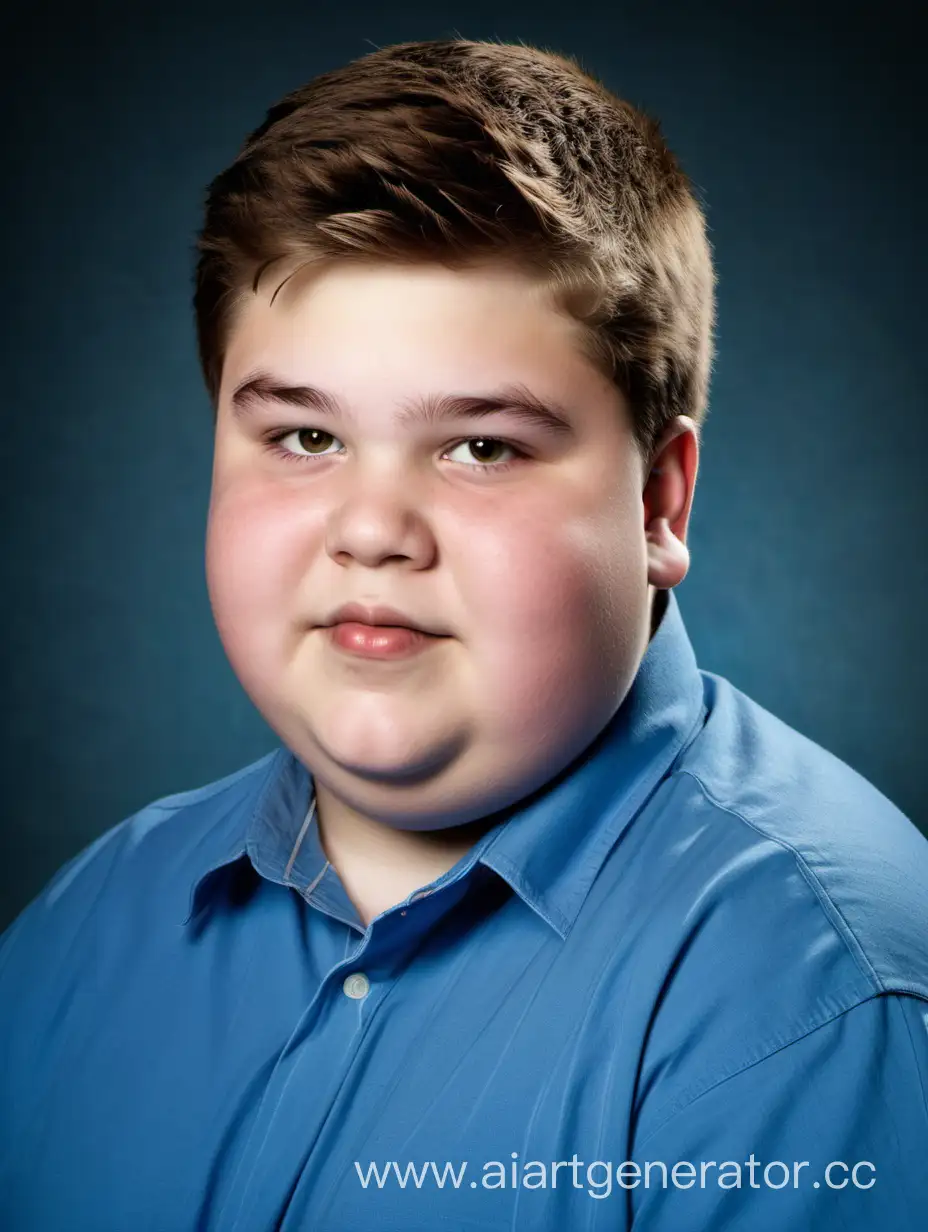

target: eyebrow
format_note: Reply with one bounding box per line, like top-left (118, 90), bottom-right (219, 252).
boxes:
top-left (228, 370), bottom-right (576, 438)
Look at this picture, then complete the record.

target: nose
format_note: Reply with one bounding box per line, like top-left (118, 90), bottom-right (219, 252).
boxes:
top-left (324, 483), bottom-right (437, 571)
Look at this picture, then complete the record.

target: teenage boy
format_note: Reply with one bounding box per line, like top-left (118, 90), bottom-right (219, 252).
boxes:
top-left (2, 38), bottom-right (926, 1232)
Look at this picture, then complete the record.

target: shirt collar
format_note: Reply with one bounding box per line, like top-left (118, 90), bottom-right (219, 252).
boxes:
top-left (477, 587), bottom-right (707, 935)
top-left (182, 745), bottom-right (313, 926)
top-left (183, 588), bottom-right (706, 933)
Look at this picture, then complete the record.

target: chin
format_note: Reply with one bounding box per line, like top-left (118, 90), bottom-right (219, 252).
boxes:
top-left (303, 717), bottom-right (468, 786)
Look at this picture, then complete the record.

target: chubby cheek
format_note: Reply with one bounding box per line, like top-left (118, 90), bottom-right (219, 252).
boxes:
top-left (205, 481), bottom-right (314, 679)
top-left (459, 504), bottom-right (648, 731)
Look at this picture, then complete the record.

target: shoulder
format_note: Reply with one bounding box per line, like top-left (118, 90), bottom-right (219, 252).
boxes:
top-left (0, 749), bottom-right (286, 1143)
top-left (0, 748), bottom-right (282, 970)
top-left (623, 674), bottom-right (928, 1139)
top-left (676, 670), bottom-right (928, 1000)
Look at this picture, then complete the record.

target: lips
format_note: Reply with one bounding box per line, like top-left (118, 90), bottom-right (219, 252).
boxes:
top-left (323, 602), bottom-right (446, 637)
top-left (327, 621), bottom-right (435, 659)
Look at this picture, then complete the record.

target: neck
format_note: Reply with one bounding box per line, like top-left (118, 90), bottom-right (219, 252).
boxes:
top-left (314, 782), bottom-right (496, 925)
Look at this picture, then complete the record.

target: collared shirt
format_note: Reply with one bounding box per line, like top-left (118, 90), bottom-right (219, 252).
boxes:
top-left (2, 589), bottom-right (927, 1231)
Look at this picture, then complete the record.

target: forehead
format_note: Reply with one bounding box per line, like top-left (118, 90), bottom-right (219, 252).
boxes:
top-left (221, 260), bottom-right (606, 392)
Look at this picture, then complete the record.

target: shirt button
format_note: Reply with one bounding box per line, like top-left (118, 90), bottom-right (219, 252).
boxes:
top-left (342, 972), bottom-right (370, 1000)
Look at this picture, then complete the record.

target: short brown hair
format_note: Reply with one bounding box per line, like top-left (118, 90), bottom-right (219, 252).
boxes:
top-left (194, 38), bottom-right (716, 460)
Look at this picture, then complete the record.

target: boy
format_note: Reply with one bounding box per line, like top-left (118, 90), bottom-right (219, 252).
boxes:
top-left (2, 37), bottom-right (927, 1231)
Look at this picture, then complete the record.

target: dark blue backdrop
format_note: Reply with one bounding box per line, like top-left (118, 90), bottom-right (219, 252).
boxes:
top-left (1, 0), bottom-right (923, 930)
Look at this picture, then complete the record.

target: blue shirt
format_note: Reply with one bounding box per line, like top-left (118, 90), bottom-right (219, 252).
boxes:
top-left (2, 589), bottom-right (928, 1231)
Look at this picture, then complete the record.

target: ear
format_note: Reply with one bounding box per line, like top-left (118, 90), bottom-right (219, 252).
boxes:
top-left (642, 417), bottom-right (700, 590)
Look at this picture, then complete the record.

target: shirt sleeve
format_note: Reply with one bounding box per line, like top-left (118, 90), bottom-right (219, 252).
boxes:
top-left (629, 992), bottom-right (928, 1230)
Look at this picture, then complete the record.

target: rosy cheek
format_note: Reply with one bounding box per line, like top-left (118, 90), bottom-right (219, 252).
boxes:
top-left (464, 521), bottom-right (601, 633)
top-left (207, 497), bottom-right (272, 610)
top-left (461, 512), bottom-right (640, 691)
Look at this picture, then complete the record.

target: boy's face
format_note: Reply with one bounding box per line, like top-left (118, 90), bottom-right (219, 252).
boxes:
top-left (207, 260), bottom-right (694, 830)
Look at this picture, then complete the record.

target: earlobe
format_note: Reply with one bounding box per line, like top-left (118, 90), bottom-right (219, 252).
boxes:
top-left (646, 517), bottom-right (691, 589)
top-left (642, 418), bottom-right (699, 589)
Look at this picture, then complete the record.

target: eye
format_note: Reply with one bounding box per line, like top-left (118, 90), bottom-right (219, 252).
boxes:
top-left (444, 438), bottom-right (521, 469)
top-left (272, 428), bottom-right (343, 457)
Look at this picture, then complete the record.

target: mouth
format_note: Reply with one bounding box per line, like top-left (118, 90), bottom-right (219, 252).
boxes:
top-left (318, 601), bottom-right (451, 661)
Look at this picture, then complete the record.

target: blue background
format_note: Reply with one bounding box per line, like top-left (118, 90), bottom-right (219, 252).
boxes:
top-left (1, 0), bottom-right (923, 930)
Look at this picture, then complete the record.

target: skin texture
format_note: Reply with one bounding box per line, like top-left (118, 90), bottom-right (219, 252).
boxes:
top-left (206, 260), bottom-right (698, 920)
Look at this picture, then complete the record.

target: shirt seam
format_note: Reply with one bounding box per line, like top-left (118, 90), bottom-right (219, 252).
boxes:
top-left (675, 767), bottom-right (884, 992)
top-left (635, 989), bottom-right (892, 1150)
top-left (894, 993), bottom-right (928, 1113)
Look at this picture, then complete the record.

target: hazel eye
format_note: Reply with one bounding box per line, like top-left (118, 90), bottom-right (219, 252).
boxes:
top-left (445, 438), bottom-right (517, 467)
top-left (282, 428), bottom-right (342, 456)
